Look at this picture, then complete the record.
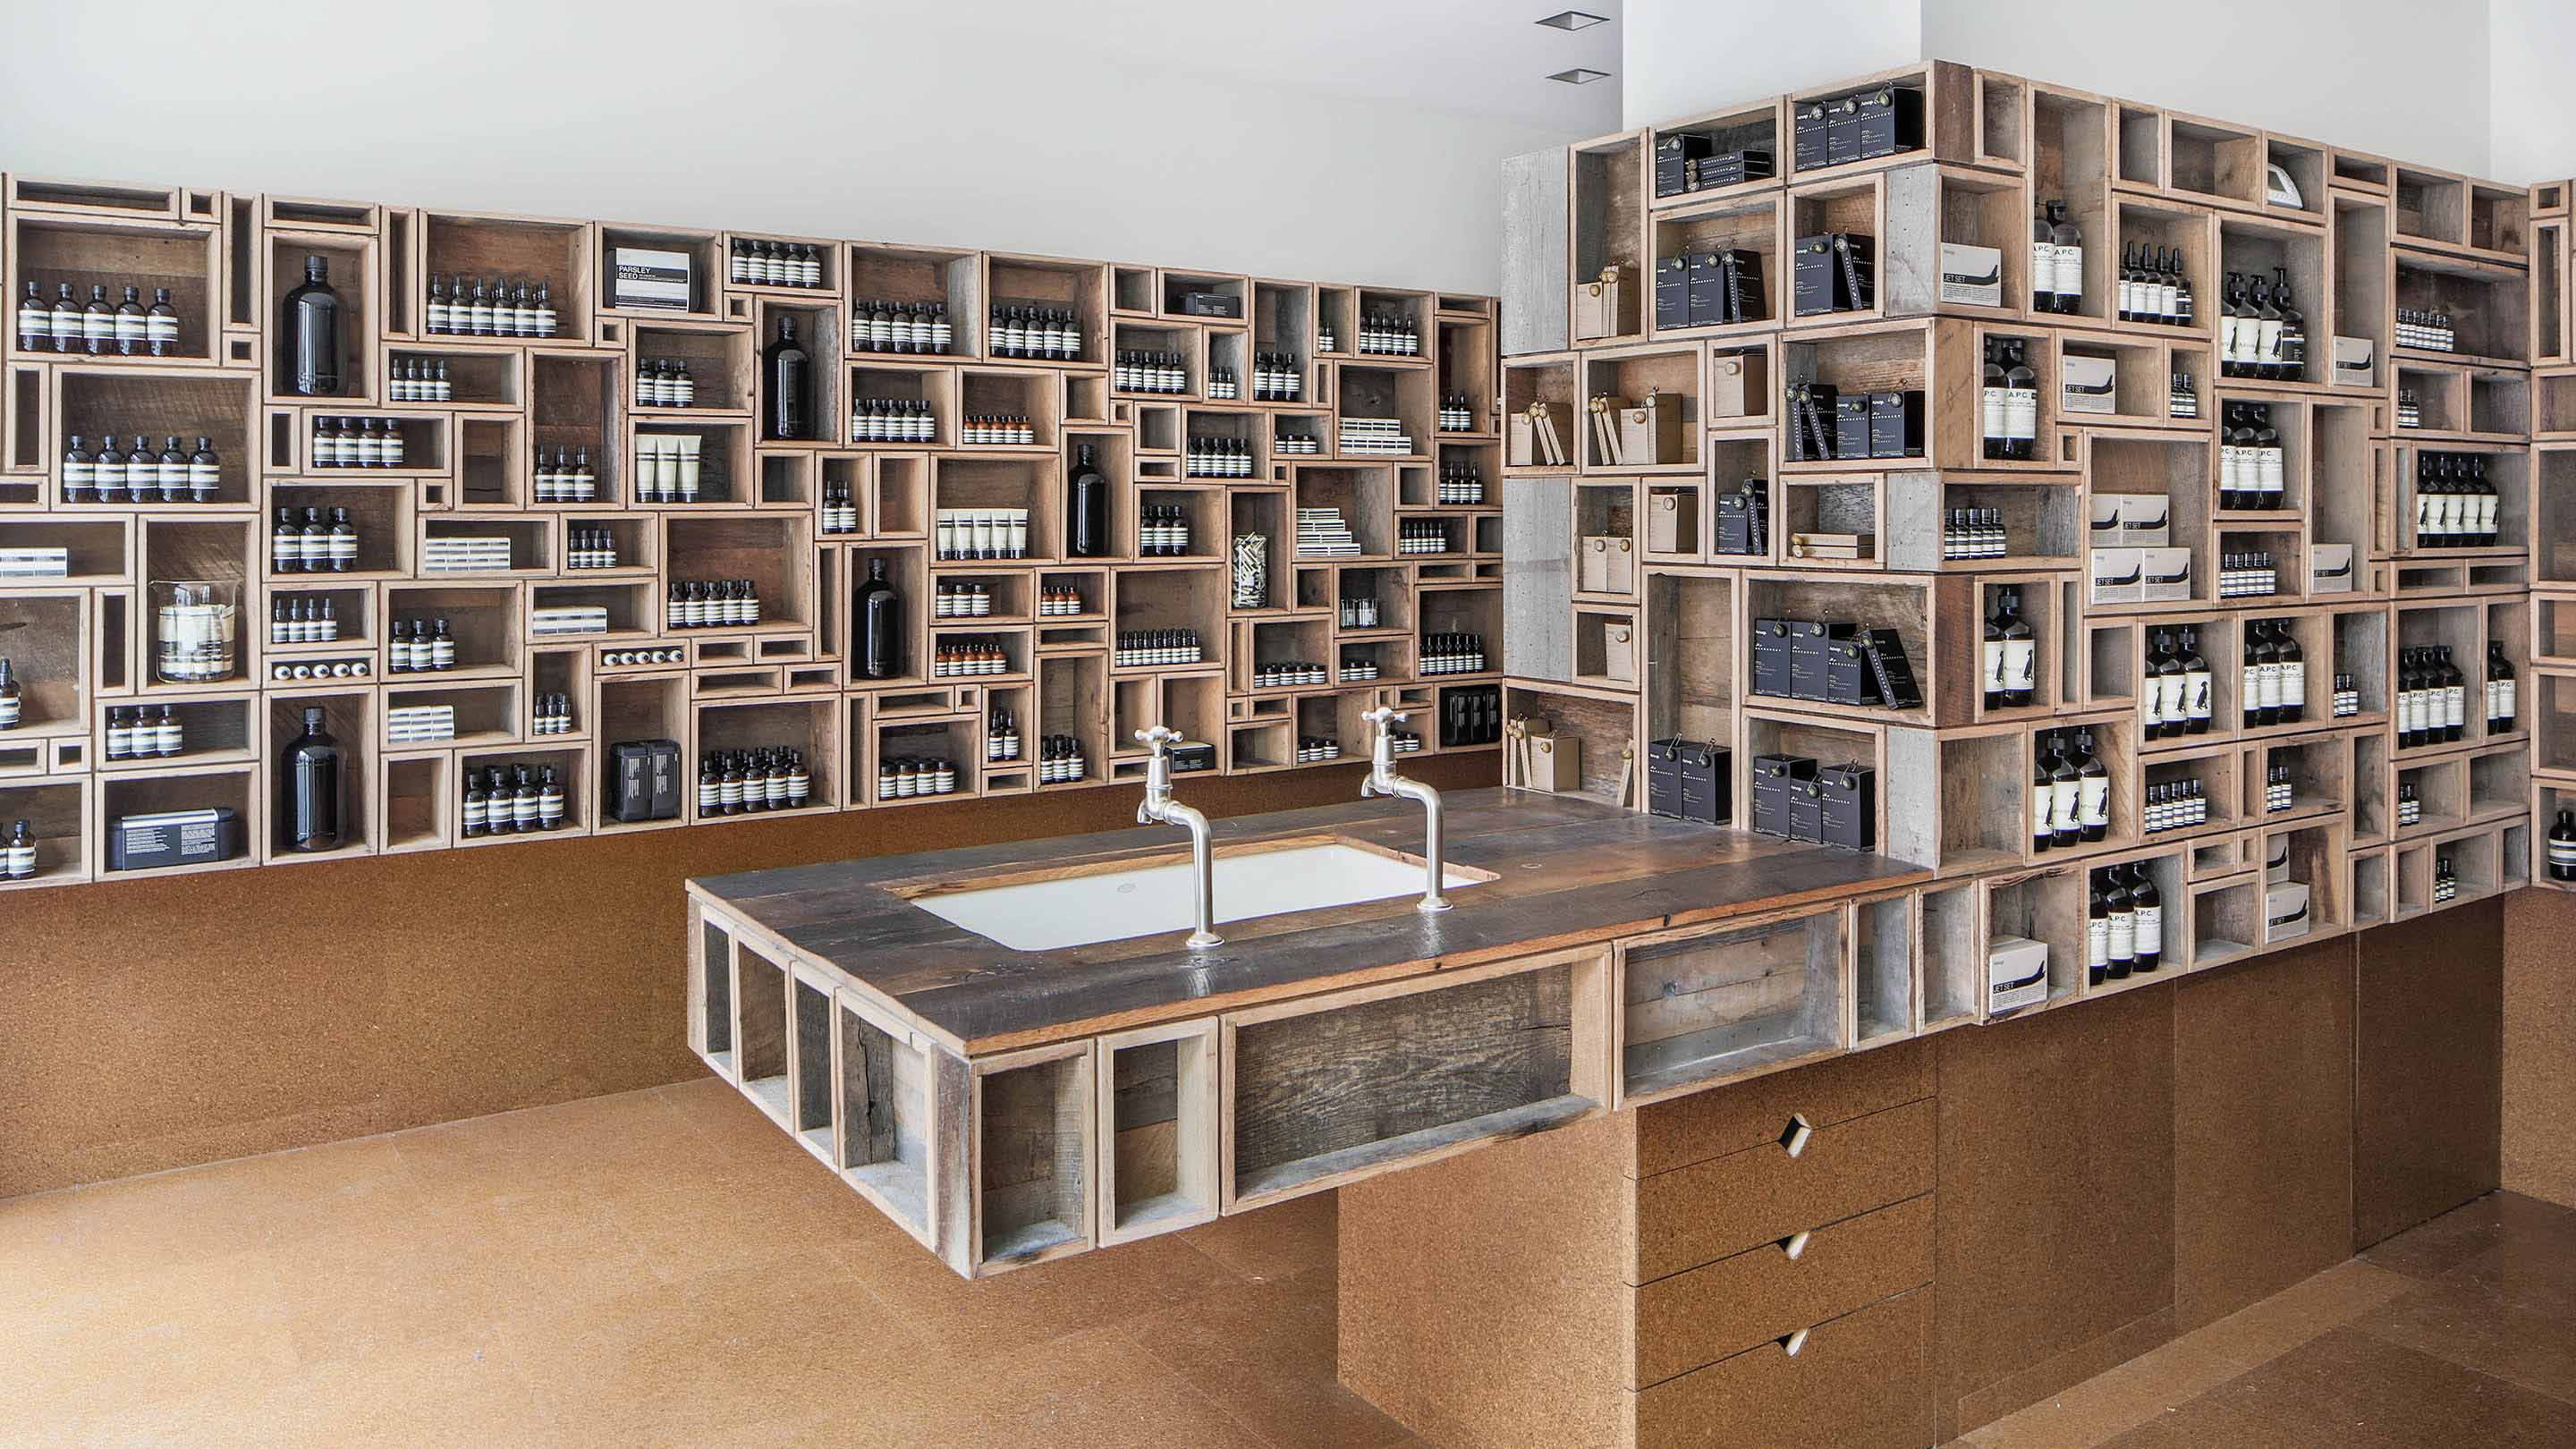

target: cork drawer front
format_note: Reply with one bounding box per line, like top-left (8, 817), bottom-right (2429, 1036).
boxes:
top-left (1629, 1285), bottom-right (1935, 1449)
top-left (1631, 1037), bottom-right (1932, 1177)
top-left (1631, 1192), bottom-right (1933, 1388)
top-left (1631, 1097), bottom-right (1935, 1282)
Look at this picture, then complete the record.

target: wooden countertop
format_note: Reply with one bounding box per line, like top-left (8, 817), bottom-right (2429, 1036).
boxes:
top-left (689, 789), bottom-right (1928, 1055)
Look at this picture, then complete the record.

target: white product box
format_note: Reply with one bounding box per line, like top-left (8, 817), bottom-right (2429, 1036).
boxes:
top-left (2140, 547), bottom-right (2193, 602)
top-left (611, 246), bottom-right (694, 311)
top-left (2266, 881), bottom-right (2311, 939)
top-left (2061, 354), bottom-right (2118, 415)
top-left (2331, 335), bottom-right (2376, 388)
top-left (2309, 543), bottom-right (2354, 594)
top-left (2120, 494), bottom-right (2172, 547)
top-left (2267, 835), bottom-right (2292, 884)
top-left (1938, 242), bottom-right (2003, 308)
top-left (2089, 495), bottom-right (2127, 547)
top-left (1988, 936), bottom-right (2050, 1017)
top-left (2089, 547), bottom-right (2143, 605)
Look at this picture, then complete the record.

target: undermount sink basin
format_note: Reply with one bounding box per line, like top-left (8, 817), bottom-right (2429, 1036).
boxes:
top-left (901, 836), bottom-right (1490, 952)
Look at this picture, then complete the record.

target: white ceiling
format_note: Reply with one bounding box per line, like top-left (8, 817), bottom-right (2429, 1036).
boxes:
top-left (786, 0), bottom-right (1625, 132)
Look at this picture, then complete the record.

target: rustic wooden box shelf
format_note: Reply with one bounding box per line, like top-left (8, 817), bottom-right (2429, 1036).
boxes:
top-left (7, 214), bottom-right (226, 367)
top-left (382, 581), bottom-right (521, 679)
top-left (377, 751), bottom-right (449, 853)
top-left (98, 691), bottom-right (256, 773)
top-left (420, 212), bottom-right (595, 345)
top-left (1647, 195), bottom-right (1783, 339)
top-left (0, 777), bottom-right (90, 891)
top-left (595, 225), bottom-right (719, 321)
top-left (727, 939), bottom-right (793, 1117)
top-left (454, 743), bottom-right (588, 840)
top-left (1852, 890), bottom-right (1916, 1044)
top-left (1224, 949), bottom-right (1605, 1209)
top-left (0, 517), bottom-right (130, 583)
top-left (2392, 250), bottom-right (2530, 367)
top-left (829, 987), bottom-right (936, 1245)
top-left (2114, 102), bottom-right (2165, 192)
top-left (663, 513), bottom-right (815, 631)
top-left (962, 1041), bottom-right (1094, 1272)
top-left (1648, 97), bottom-right (1785, 214)
top-left (1617, 907), bottom-right (1843, 1106)
top-left (1093, 1019), bottom-right (1219, 1244)
top-left (264, 229), bottom-right (380, 403)
top-left (2214, 218), bottom-right (2329, 386)
top-left (983, 255), bottom-right (1106, 367)
top-left (95, 762), bottom-right (258, 877)
top-left (2164, 114), bottom-right (2266, 213)
top-left (695, 696), bottom-right (837, 814)
top-left (1919, 879), bottom-right (1980, 1028)
top-left (53, 367), bottom-right (260, 506)
top-left (1643, 568), bottom-right (1734, 758)
top-left (261, 689), bottom-right (373, 859)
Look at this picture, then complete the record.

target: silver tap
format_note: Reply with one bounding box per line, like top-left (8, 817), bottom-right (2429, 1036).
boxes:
top-left (1360, 707), bottom-right (1451, 912)
top-left (1135, 724), bottom-right (1222, 949)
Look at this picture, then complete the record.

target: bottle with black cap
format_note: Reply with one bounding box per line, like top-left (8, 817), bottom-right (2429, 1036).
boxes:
top-left (2129, 862), bottom-right (2163, 971)
top-left (283, 255), bottom-right (343, 396)
top-left (282, 705), bottom-right (343, 852)
top-left (3, 818), bottom-right (32, 879)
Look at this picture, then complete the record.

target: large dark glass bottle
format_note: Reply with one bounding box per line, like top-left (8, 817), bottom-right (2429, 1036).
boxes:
top-left (855, 557), bottom-right (902, 679)
top-left (763, 315), bottom-right (811, 440)
top-left (283, 705), bottom-right (343, 852)
top-left (1068, 443), bottom-right (1109, 557)
top-left (283, 256), bottom-right (343, 396)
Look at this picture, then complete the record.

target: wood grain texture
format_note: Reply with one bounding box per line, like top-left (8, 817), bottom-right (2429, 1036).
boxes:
top-left (695, 786), bottom-right (1924, 1054)
top-left (2355, 897), bottom-right (2504, 1249)
top-left (2503, 887), bottom-right (2576, 1209)
top-left (1934, 985), bottom-right (2177, 1441)
top-left (2172, 934), bottom-right (2357, 1331)
top-left (1339, 1112), bottom-right (1635, 1449)
top-left (1231, 962), bottom-right (1572, 1181)
top-left (0, 752), bottom-right (1485, 1199)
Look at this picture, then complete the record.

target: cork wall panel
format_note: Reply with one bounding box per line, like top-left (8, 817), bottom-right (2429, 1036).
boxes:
top-left (1934, 987), bottom-right (2178, 1442)
top-left (0, 752), bottom-right (1496, 1199)
top-left (1338, 1111), bottom-right (1634, 1449)
top-left (2504, 888), bottom-right (2576, 1209)
top-left (2172, 936), bottom-right (2356, 1332)
top-left (1631, 1036), bottom-right (1934, 1178)
top-left (2354, 898), bottom-right (2504, 1249)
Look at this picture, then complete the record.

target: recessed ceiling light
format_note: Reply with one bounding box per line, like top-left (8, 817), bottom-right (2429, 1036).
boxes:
top-left (1547, 67), bottom-right (1612, 85)
top-left (1537, 10), bottom-right (1610, 30)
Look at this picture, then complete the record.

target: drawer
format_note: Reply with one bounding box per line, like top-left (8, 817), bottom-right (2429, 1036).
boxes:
top-left (1632, 1038), bottom-right (1931, 1177)
top-left (1631, 1285), bottom-right (1934, 1449)
top-left (1631, 1194), bottom-right (1932, 1388)
top-left (1631, 1098), bottom-right (1934, 1282)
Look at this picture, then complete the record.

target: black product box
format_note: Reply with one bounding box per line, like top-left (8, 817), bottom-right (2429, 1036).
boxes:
top-left (1178, 290), bottom-right (1240, 318)
top-left (1860, 628), bottom-right (1924, 710)
top-left (1824, 95), bottom-right (1866, 167)
top-left (1785, 780), bottom-right (1825, 843)
top-left (1751, 617), bottom-right (1801, 697)
top-left (1654, 256), bottom-right (1693, 331)
top-left (1854, 86), bottom-right (1924, 160)
top-left (1792, 102), bottom-right (1831, 172)
top-left (1715, 481), bottom-right (1769, 556)
top-left (1817, 762), bottom-right (1876, 850)
top-left (1833, 233), bottom-right (1875, 310)
top-left (1824, 637), bottom-right (1879, 707)
top-left (1792, 234), bottom-right (1840, 317)
top-left (1785, 384), bottom-right (1838, 462)
top-left (1787, 619), bottom-right (1852, 702)
top-left (1834, 395), bottom-right (1874, 461)
top-left (1655, 132), bottom-right (1712, 197)
top-left (1685, 250), bottom-right (1730, 326)
top-left (1170, 741), bottom-right (1216, 773)
top-left (1646, 738), bottom-right (1729, 826)
top-left (1690, 149), bottom-right (1774, 190)
top-left (106, 806), bottom-right (241, 871)
top-left (1749, 752), bottom-right (1817, 837)
top-left (612, 738), bottom-right (683, 822)
top-left (1868, 389), bottom-right (1924, 459)
top-left (1720, 249), bottom-right (1765, 324)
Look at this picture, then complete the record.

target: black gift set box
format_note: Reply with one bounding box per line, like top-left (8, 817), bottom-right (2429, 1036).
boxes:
top-left (1646, 738), bottom-right (1730, 826)
top-left (612, 738), bottom-right (683, 822)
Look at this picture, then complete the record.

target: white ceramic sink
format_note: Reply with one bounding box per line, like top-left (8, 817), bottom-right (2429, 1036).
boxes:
top-left (907, 839), bottom-right (1487, 951)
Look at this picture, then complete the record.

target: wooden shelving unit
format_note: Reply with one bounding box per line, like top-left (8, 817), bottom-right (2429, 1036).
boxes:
top-left (0, 172), bottom-right (1494, 886)
top-left (1503, 57), bottom-right (2548, 977)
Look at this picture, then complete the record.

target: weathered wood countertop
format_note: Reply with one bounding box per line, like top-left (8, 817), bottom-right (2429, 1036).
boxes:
top-left (689, 789), bottom-right (1928, 1055)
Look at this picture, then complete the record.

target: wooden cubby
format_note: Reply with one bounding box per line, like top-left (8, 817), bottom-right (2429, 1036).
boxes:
top-left (419, 212), bottom-right (595, 346)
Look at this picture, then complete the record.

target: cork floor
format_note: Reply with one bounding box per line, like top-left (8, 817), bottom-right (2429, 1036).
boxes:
top-left (4, 1079), bottom-right (2571, 1449)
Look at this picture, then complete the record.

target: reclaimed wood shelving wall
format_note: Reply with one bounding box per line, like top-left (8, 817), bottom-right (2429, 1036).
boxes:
top-left (1505, 57), bottom-right (2546, 1030)
top-left (0, 174), bottom-right (1501, 888)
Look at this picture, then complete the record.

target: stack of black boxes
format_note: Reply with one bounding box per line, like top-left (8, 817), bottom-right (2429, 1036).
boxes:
top-left (1786, 383), bottom-right (1922, 462)
top-left (1654, 132), bottom-right (1776, 199)
top-left (1750, 616), bottom-right (1922, 710)
top-left (1714, 477), bottom-right (1769, 556)
top-left (1646, 739), bottom-right (1729, 826)
top-left (1655, 249), bottom-right (1766, 330)
top-left (1790, 85), bottom-right (1924, 174)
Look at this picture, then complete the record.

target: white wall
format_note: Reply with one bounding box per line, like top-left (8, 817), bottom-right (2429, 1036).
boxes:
top-left (1623, 0), bottom-right (2507, 181)
top-left (1622, 1), bottom-right (1922, 130)
top-left (2491, 0), bottom-right (2576, 184)
top-left (0, 0), bottom-right (1605, 295)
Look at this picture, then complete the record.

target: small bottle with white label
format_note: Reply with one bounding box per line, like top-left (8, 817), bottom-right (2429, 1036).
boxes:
top-left (3, 819), bottom-right (33, 880)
